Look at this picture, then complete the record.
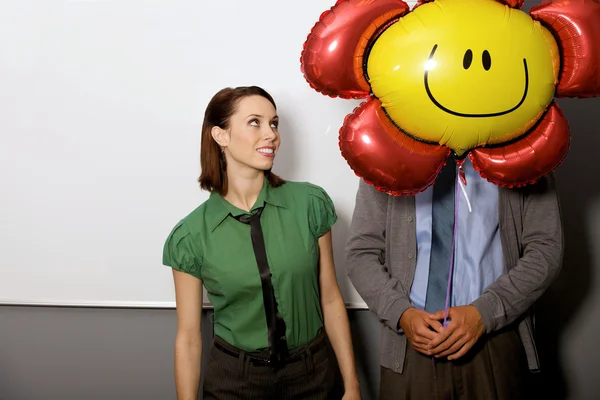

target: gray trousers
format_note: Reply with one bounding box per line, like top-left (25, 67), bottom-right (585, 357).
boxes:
top-left (380, 326), bottom-right (533, 400)
top-left (203, 330), bottom-right (340, 400)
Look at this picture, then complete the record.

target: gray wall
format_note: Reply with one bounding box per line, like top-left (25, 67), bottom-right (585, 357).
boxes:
top-left (0, 307), bottom-right (380, 400)
top-left (530, 96), bottom-right (600, 399)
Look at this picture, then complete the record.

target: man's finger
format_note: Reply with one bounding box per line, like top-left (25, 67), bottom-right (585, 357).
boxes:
top-left (411, 342), bottom-right (430, 351)
top-left (411, 344), bottom-right (432, 356)
top-left (427, 318), bottom-right (444, 333)
top-left (411, 334), bottom-right (432, 345)
top-left (429, 330), bottom-right (460, 354)
top-left (447, 340), bottom-right (476, 360)
top-left (428, 321), bottom-right (456, 348)
top-left (429, 308), bottom-right (451, 321)
top-left (415, 324), bottom-right (438, 341)
top-left (429, 310), bottom-right (444, 321)
top-left (436, 337), bottom-right (467, 358)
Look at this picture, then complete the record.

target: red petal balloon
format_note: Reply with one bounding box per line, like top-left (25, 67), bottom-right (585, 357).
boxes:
top-left (495, 0), bottom-right (524, 8)
top-left (469, 102), bottom-right (570, 187)
top-left (339, 97), bottom-right (449, 195)
top-left (531, 0), bottom-right (600, 98)
top-left (414, 0), bottom-right (434, 7)
top-left (418, 0), bottom-right (523, 9)
top-left (300, 0), bottom-right (409, 99)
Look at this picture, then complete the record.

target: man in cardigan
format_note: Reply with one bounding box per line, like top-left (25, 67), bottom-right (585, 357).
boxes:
top-left (346, 159), bottom-right (563, 399)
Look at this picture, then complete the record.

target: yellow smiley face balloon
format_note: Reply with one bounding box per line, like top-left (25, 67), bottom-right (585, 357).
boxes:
top-left (366, 0), bottom-right (560, 156)
top-left (302, 0), bottom-right (600, 195)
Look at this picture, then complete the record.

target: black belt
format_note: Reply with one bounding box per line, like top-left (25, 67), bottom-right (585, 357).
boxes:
top-left (214, 341), bottom-right (275, 366)
top-left (214, 331), bottom-right (327, 367)
top-left (233, 206), bottom-right (288, 364)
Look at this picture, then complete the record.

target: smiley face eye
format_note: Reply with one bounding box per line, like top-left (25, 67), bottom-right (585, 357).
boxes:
top-left (463, 49), bottom-right (473, 69)
top-left (482, 50), bottom-right (492, 70)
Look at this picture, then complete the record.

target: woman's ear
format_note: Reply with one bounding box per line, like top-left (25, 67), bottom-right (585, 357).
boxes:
top-left (211, 126), bottom-right (229, 147)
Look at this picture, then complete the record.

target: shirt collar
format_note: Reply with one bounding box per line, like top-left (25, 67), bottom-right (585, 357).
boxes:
top-left (206, 179), bottom-right (288, 232)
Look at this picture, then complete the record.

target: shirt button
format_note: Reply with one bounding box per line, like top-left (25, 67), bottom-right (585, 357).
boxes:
top-left (394, 362), bottom-right (400, 369)
top-left (407, 216), bottom-right (413, 223)
top-left (408, 253), bottom-right (414, 259)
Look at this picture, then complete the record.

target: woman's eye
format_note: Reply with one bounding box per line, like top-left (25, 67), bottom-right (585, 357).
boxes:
top-left (249, 119), bottom-right (259, 127)
top-left (271, 122), bottom-right (278, 129)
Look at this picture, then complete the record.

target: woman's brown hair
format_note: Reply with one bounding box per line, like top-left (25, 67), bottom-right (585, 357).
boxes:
top-left (198, 86), bottom-right (285, 195)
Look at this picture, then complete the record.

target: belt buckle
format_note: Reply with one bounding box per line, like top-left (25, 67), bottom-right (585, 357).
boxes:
top-left (269, 356), bottom-right (284, 369)
top-left (246, 353), bottom-right (272, 366)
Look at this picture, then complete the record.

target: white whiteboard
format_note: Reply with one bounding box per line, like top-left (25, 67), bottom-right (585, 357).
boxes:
top-left (0, 0), bottom-right (416, 309)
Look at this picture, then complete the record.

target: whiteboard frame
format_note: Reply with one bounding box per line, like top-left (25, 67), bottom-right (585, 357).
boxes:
top-left (0, 299), bottom-right (369, 310)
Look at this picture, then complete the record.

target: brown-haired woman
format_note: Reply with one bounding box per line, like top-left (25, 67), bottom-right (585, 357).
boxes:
top-left (163, 86), bottom-right (361, 400)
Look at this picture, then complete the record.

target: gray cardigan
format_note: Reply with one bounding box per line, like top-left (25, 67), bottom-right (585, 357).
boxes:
top-left (345, 175), bottom-right (563, 373)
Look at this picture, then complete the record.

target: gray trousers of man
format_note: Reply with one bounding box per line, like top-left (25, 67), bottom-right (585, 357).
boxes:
top-left (379, 325), bottom-right (532, 400)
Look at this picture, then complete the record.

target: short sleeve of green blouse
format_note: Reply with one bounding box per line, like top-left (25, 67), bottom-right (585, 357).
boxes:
top-left (307, 184), bottom-right (338, 238)
top-left (162, 220), bottom-right (202, 279)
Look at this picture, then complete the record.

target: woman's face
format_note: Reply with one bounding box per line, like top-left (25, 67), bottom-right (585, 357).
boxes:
top-left (215, 95), bottom-right (280, 174)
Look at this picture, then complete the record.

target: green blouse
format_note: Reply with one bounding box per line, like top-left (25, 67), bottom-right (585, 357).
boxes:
top-left (163, 180), bottom-right (338, 351)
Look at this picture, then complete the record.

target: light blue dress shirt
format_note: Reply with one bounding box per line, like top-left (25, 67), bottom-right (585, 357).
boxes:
top-left (409, 158), bottom-right (505, 310)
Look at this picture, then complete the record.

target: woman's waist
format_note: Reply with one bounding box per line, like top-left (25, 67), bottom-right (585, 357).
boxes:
top-left (212, 328), bottom-right (327, 365)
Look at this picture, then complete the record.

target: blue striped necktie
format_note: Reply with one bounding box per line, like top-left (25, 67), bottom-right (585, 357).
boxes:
top-left (424, 158), bottom-right (456, 313)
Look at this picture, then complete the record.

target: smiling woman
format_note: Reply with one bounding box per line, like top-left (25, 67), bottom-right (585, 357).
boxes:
top-left (197, 86), bottom-right (285, 196)
top-left (163, 86), bottom-right (361, 399)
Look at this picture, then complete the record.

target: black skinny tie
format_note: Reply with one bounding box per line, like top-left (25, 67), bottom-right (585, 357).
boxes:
top-left (234, 207), bottom-right (288, 364)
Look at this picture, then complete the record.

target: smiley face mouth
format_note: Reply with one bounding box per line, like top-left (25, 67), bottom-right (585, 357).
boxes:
top-left (424, 44), bottom-right (529, 118)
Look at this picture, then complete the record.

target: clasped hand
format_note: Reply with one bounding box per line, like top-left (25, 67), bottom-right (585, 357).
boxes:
top-left (398, 305), bottom-right (484, 361)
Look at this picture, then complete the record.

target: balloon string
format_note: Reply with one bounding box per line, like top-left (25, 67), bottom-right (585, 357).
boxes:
top-left (458, 169), bottom-right (472, 213)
